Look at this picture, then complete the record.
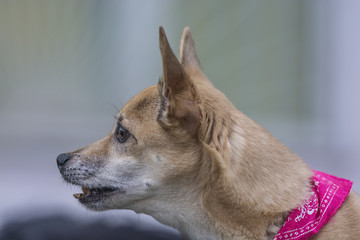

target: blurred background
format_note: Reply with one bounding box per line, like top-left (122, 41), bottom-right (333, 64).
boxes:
top-left (0, 0), bottom-right (359, 238)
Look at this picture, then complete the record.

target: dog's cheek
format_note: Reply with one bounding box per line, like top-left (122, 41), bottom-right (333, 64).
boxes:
top-left (105, 156), bottom-right (145, 182)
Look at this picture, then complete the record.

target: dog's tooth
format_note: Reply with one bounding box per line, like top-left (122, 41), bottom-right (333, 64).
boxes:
top-left (82, 186), bottom-right (91, 196)
top-left (73, 193), bottom-right (82, 199)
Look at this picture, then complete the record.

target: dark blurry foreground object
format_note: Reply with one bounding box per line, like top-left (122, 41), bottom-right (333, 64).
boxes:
top-left (0, 215), bottom-right (181, 240)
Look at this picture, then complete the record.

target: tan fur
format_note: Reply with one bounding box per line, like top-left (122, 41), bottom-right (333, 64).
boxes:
top-left (58, 27), bottom-right (360, 240)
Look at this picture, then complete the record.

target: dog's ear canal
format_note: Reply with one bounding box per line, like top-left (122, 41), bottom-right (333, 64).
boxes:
top-left (158, 26), bottom-right (202, 136)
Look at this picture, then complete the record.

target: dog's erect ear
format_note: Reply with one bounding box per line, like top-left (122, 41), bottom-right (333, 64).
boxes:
top-left (179, 27), bottom-right (202, 72)
top-left (158, 26), bottom-right (201, 135)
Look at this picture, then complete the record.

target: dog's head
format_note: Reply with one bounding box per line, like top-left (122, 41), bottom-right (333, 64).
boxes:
top-left (57, 27), bottom-right (221, 212)
top-left (56, 28), bottom-right (313, 239)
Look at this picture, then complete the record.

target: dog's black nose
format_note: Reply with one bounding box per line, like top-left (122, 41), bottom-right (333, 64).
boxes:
top-left (56, 153), bottom-right (71, 169)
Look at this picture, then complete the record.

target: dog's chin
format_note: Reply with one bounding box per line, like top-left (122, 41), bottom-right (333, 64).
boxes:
top-left (72, 186), bottom-right (124, 211)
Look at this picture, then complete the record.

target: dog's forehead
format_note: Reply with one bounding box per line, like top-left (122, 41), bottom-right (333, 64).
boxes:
top-left (121, 85), bottom-right (159, 120)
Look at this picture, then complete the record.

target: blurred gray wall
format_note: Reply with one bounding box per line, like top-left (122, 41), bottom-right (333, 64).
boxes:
top-left (0, 0), bottom-right (359, 230)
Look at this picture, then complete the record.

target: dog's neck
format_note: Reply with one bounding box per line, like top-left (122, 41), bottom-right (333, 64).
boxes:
top-left (139, 186), bottom-right (219, 240)
top-left (193, 102), bottom-right (312, 239)
top-left (198, 107), bottom-right (312, 239)
top-left (135, 183), bottom-right (286, 240)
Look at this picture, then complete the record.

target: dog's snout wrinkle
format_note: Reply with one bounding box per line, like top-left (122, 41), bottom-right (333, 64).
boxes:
top-left (56, 153), bottom-right (72, 169)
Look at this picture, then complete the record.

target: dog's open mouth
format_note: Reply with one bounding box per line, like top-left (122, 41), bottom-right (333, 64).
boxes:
top-left (73, 186), bottom-right (118, 202)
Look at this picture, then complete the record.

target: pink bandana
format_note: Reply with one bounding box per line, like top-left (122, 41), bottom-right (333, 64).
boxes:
top-left (274, 170), bottom-right (352, 240)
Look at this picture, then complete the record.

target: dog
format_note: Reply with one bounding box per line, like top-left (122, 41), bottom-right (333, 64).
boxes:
top-left (57, 27), bottom-right (360, 240)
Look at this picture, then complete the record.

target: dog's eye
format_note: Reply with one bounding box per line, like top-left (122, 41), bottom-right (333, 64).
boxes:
top-left (116, 124), bottom-right (130, 143)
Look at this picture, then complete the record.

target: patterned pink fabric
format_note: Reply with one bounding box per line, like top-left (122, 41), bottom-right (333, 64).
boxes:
top-left (274, 170), bottom-right (353, 240)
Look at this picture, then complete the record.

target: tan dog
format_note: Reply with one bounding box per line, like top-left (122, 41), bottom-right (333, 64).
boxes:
top-left (57, 27), bottom-right (360, 240)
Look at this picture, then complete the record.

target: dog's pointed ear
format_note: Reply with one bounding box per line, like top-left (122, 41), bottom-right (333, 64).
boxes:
top-left (179, 27), bottom-right (202, 72)
top-left (158, 26), bottom-right (201, 135)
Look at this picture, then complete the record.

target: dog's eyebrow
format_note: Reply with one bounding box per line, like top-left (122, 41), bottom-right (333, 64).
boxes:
top-left (116, 113), bottom-right (124, 122)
